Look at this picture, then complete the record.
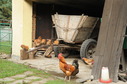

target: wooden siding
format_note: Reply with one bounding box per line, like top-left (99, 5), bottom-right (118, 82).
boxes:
top-left (32, 3), bottom-right (36, 41)
top-left (92, 0), bottom-right (127, 82)
top-left (36, 4), bottom-right (53, 39)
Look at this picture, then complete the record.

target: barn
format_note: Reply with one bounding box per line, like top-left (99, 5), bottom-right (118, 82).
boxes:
top-left (12, 0), bottom-right (104, 59)
top-left (12, 0), bottom-right (127, 82)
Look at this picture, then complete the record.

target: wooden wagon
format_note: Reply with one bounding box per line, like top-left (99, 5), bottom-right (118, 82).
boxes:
top-left (52, 13), bottom-right (100, 61)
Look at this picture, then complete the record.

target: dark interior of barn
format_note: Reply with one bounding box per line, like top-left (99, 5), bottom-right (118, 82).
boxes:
top-left (23, 0), bottom-right (127, 81)
top-left (34, 2), bottom-right (104, 38)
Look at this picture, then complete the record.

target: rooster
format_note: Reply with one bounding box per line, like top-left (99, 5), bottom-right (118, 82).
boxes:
top-left (21, 44), bottom-right (29, 51)
top-left (58, 53), bottom-right (79, 81)
top-left (82, 57), bottom-right (94, 65)
top-left (46, 39), bottom-right (52, 45)
top-left (53, 40), bottom-right (59, 45)
top-left (41, 39), bottom-right (47, 45)
top-left (72, 59), bottom-right (79, 76)
top-left (33, 36), bottom-right (42, 47)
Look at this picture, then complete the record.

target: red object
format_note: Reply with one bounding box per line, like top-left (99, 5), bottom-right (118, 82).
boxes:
top-left (58, 53), bottom-right (63, 59)
top-left (99, 79), bottom-right (112, 83)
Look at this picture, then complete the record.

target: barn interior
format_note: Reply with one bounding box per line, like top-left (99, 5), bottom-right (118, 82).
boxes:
top-left (32, 0), bottom-right (105, 39)
top-left (33, 0), bottom-right (127, 67)
top-left (32, 0), bottom-right (127, 63)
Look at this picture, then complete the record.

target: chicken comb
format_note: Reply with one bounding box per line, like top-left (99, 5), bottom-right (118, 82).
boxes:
top-left (58, 53), bottom-right (63, 59)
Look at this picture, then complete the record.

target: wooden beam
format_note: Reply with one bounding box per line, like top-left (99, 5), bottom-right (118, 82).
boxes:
top-left (20, 49), bottom-right (29, 60)
top-left (32, 3), bottom-right (36, 46)
top-left (27, 45), bottom-right (49, 53)
top-left (92, 0), bottom-right (127, 82)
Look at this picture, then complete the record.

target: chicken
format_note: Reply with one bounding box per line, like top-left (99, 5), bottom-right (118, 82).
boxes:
top-left (33, 36), bottom-right (42, 47)
top-left (53, 40), bottom-right (59, 45)
top-left (46, 39), bottom-right (52, 45)
top-left (58, 53), bottom-right (79, 81)
top-left (41, 39), bottom-right (47, 45)
top-left (21, 44), bottom-right (29, 51)
top-left (82, 58), bottom-right (94, 65)
top-left (71, 59), bottom-right (79, 76)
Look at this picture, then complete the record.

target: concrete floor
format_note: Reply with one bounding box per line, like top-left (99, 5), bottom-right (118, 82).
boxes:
top-left (9, 54), bottom-right (127, 84)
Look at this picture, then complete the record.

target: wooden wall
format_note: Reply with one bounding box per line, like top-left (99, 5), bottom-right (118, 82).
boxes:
top-left (36, 4), bottom-right (53, 39)
top-left (92, 0), bottom-right (127, 82)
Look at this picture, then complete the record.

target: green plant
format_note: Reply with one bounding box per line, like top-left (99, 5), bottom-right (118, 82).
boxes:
top-left (0, 41), bottom-right (12, 54)
top-left (0, 59), bottom-right (50, 78)
top-left (0, 0), bottom-right (12, 20)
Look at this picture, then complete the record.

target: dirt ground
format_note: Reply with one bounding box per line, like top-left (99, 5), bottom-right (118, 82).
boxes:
top-left (8, 53), bottom-right (127, 84)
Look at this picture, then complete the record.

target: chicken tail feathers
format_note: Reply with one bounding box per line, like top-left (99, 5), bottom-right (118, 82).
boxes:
top-left (71, 59), bottom-right (79, 76)
top-left (72, 59), bottom-right (79, 69)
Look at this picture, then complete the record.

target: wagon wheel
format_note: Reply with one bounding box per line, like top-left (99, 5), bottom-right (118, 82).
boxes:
top-left (53, 46), bottom-right (70, 58)
top-left (80, 39), bottom-right (97, 63)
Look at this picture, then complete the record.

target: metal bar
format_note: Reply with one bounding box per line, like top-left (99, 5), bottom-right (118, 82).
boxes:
top-left (0, 33), bottom-right (9, 39)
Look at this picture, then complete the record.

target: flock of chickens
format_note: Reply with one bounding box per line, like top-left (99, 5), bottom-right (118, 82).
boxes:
top-left (20, 36), bottom-right (94, 81)
top-left (21, 36), bottom-right (59, 50)
top-left (32, 36), bottom-right (59, 47)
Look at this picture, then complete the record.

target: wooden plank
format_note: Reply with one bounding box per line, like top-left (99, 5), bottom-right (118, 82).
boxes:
top-left (92, 0), bottom-right (114, 79)
top-left (111, 1), bottom-right (127, 81)
top-left (27, 45), bottom-right (49, 53)
top-left (94, 0), bottom-right (114, 56)
top-left (32, 3), bottom-right (36, 46)
top-left (71, 14), bottom-right (85, 41)
top-left (29, 51), bottom-right (36, 59)
top-left (109, 0), bottom-right (127, 81)
top-left (102, 0), bottom-right (124, 81)
top-left (92, 0), bottom-right (127, 82)
top-left (43, 46), bottom-right (53, 57)
top-left (65, 16), bottom-right (70, 40)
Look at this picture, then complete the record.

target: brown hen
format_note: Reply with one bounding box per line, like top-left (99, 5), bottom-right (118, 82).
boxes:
top-left (82, 57), bottom-right (94, 65)
top-left (58, 53), bottom-right (79, 81)
top-left (21, 45), bottom-right (29, 51)
top-left (33, 36), bottom-right (42, 47)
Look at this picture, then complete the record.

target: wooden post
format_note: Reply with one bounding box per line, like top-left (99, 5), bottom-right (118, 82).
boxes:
top-left (43, 45), bottom-right (53, 57)
top-left (20, 49), bottom-right (29, 60)
top-left (32, 3), bottom-right (36, 46)
top-left (29, 51), bottom-right (36, 59)
top-left (92, 0), bottom-right (127, 82)
top-left (27, 45), bottom-right (49, 53)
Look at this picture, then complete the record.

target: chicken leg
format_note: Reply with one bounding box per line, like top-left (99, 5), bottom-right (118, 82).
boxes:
top-left (69, 76), bottom-right (71, 81)
top-left (64, 76), bottom-right (67, 80)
